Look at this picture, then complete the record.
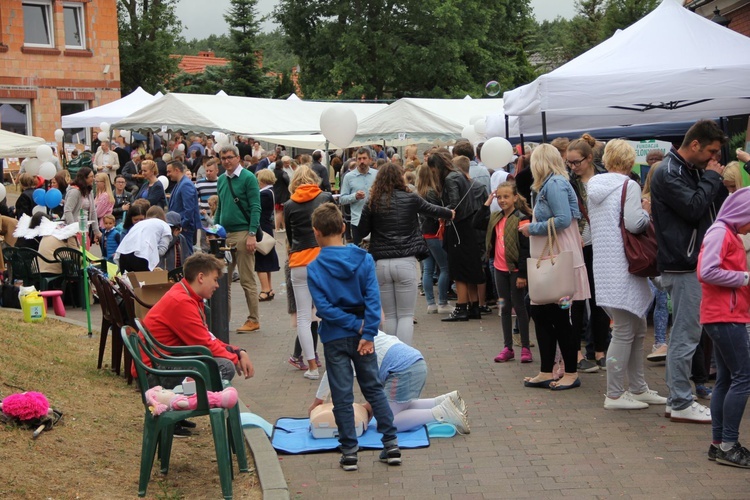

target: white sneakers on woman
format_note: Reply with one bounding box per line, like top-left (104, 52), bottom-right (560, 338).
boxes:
top-left (604, 389), bottom-right (667, 410)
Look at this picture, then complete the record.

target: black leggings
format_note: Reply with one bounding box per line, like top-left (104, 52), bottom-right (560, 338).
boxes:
top-left (571, 245), bottom-right (611, 354)
top-left (118, 252), bottom-right (150, 273)
top-left (531, 304), bottom-right (578, 374)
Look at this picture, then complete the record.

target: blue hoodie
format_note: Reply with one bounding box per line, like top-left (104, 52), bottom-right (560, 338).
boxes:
top-left (307, 244), bottom-right (381, 343)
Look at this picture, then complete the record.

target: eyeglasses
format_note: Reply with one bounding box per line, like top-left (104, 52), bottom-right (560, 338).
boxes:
top-left (220, 155), bottom-right (236, 161)
top-left (566, 159), bottom-right (585, 168)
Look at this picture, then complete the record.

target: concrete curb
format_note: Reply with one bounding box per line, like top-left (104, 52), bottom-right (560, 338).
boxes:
top-left (4, 309), bottom-right (290, 499)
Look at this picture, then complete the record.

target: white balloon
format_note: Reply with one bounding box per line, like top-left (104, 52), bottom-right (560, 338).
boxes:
top-left (120, 130), bottom-right (131, 142)
top-left (177, 143), bottom-right (185, 152)
top-left (319, 107), bottom-right (358, 148)
top-left (214, 144), bottom-right (223, 154)
top-left (460, 125), bottom-right (482, 146)
top-left (480, 137), bottom-right (514, 169)
top-left (0, 183), bottom-right (6, 202)
top-left (32, 205), bottom-right (47, 215)
top-left (469, 115), bottom-right (483, 125)
top-left (36, 144), bottom-right (53, 161)
top-left (39, 161), bottom-right (57, 180)
top-left (158, 175), bottom-right (169, 190)
top-left (23, 158), bottom-right (42, 176)
top-left (474, 118), bottom-right (487, 135)
top-left (97, 131), bottom-right (108, 142)
top-left (54, 129), bottom-right (65, 142)
top-left (100, 121), bottom-right (110, 133)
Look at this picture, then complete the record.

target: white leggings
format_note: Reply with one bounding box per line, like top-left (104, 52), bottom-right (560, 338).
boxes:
top-left (389, 398), bottom-right (438, 432)
top-left (376, 256), bottom-right (418, 345)
top-left (291, 266), bottom-right (316, 362)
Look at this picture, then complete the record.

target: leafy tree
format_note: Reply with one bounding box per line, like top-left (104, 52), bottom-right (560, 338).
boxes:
top-left (168, 65), bottom-right (231, 95)
top-left (273, 71), bottom-right (297, 98)
top-left (275, 0), bottom-right (536, 99)
top-left (173, 34), bottom-right (231, 58)
top-left (256, 30), bottom-right (299, 74)
top-left (224, 0), bottom-right (274, 97)
top-left (118, 0), bottom-right (183, 94)
top-left (600, 0), bottom-right (660, 39)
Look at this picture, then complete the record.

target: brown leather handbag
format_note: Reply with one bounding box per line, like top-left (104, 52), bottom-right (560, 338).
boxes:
top-left (620, 180), bottom-right (659, 278)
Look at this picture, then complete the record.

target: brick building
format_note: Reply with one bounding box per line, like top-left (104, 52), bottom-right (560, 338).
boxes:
top-left (686, 0), bottom-right (750, 36)
top-left (0, 0), bottom-right (120, 145)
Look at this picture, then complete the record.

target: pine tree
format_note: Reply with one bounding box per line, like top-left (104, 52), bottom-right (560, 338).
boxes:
top-left (224, 0), bottom-right (273, 97)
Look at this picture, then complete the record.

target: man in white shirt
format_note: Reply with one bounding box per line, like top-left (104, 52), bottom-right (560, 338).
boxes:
top-left (93, 141), bottom-right (120, 184)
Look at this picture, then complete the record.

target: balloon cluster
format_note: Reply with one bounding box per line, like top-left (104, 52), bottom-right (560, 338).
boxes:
top-left (212, 131), bottom-right (232, 155)
top-left (558, 296), bottom-right (572, 310)
top-left (33, 187), bottom-right (62, 210)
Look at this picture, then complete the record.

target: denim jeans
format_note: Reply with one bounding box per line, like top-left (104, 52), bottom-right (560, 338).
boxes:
top-left (704, 323), bottom-right (750, 443)
top-left (376, 257), bottom-right (418, 345)
top-left (423, 238), bottom-right (449, 306)
top-left (494, 269), bottom-right (530, 348)
top-left (661, 272), bottom-right (702, 411)
top-left (648, 279), bottom-right (669, 346)
top-left (323, 336), bottom-right (398, 454)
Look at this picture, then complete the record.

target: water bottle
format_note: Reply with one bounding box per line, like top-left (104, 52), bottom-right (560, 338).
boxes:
top-left (79, 208), bottom-right (88, 233)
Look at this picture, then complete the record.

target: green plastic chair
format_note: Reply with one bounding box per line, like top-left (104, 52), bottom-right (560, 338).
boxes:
top-left (120, 326), bottom-right (235, 499)
top-left (4, 247), bottom-right (61, 290)
top-left (132, 317), bottom-right (249, 473)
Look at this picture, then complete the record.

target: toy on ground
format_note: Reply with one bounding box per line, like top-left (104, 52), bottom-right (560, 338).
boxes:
top-left (145, 385), bottom-right (238, 416)
top-left (310, 402), bottom-right (369, 439)
top-left (0, 391), bottom-right (64, 438)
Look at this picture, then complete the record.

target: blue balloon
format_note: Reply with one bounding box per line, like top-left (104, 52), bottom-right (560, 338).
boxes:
top-left (45, 188), bottom-right (63, 209)
top-left (33, 188), bottom-right (46, 206)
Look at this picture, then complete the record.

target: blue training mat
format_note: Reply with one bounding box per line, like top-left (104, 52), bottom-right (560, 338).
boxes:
top-left (271, 417), bottom-right (430, 455)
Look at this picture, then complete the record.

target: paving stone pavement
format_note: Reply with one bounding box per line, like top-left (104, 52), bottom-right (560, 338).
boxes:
top-left (60, 262), bottom-right (750, 499)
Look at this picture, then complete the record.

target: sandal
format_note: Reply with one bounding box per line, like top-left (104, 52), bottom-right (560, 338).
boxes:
top-left (259, 291), bottom-right (273, 302)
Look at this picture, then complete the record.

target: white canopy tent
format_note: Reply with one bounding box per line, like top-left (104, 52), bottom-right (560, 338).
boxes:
top-left (502, 0), bottom-right (750, 137)
top-left (61, 87), bottom-right (163, 129)
top-left (113, 93), bottom-right (387, 136)
top-left (0, 129), bottom-right (45, 158)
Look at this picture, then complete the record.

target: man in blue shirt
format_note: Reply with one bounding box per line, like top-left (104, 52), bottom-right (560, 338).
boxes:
top-left (339, 147), bottom-right (377, 245)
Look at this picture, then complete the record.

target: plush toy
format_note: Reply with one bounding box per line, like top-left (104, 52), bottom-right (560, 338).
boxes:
top-left (0, 391), bottom-right (63, 438)
top-left (145, 386), bottom-right (239, 416)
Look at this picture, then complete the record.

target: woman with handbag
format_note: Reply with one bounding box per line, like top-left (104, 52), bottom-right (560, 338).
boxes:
top-left (359, 163), bottom-right (454, 345)
top-left (255, 169), bottom-right (280, 301)
top-left (284, 166), bottom-right (334, 380)
top-left (520, 144), bottom-right (590, 390)
top-left (587, 140), bottom-right (667, 410)
top-left (567, 135), bottom-right (612, 372)
top-left (416, 164), bottom-right (452, 314)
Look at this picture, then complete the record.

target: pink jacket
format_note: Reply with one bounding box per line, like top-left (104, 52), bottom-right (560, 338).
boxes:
top-left (698, 221), bottom-right (750, 325)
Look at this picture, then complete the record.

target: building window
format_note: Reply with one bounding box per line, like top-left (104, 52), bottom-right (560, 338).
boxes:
top-left (60, 101), bottom-right (89, 144)
top-left (22, 1), bottom-right (54, 48)
top-left (0, 101), bottom-right (32, 135)
top-left (63, 3), bottom-right (86, 49)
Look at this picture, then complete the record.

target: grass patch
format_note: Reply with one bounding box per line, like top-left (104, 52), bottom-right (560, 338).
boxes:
top-left (0, 310), bottom-right (262, 499)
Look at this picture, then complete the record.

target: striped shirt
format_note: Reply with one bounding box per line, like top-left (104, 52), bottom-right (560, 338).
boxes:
top-left (195, 178), bottom-right (218, 212)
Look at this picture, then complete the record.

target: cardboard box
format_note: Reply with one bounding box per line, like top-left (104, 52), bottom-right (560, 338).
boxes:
top-left (127, 270), bottom-right (173, 320)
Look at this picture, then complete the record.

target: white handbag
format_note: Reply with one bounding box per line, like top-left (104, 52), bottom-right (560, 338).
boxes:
top-left (255, 229), bottom-right (276, 255)
top-left (527, 219), bottom-right (575, 305)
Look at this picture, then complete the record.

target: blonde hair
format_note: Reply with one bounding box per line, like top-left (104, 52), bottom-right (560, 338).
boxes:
top-left (723, 161), bottom-right (741, 192)
top-left (452, 155), bottom-right (470, 174)
top-left (289, 165), bottom-right (320, 193)
top-left (641, 161), bottom-right (661, 200)
top-left (530, 144), bottom-right (568, 192)
top-left (141, 159), bottom-right (157, 175)
top-left (95, 172), bottom-right (114, 204)
top-left (208, 195), bottom-right (219, 215)
top-left (602, 139), bottom-right (636, 174)
top-left (256, 168), bottom-right (275, 186)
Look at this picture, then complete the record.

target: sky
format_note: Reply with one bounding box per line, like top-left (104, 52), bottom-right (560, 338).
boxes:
top-left (176, 0), bottom-right (579, 41)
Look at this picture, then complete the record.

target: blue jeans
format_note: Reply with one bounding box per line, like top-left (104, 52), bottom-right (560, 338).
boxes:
top-left (704, 323), bottom-right (750, 443)
top-left (323, 336), bottom-right (398, 454)
top-left (423, 238), bottom-right (449, 306)
top-left (661, 272), bottom-right (702, 411)
top-left (648, 279), bottom-right (668, 346)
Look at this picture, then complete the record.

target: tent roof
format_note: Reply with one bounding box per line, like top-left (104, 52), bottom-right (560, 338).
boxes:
top-left (61, 87), bottom-right (162, 129)
top-left (0, 129), bottom-right (46, 158)
top-left (503, 0), bottom-right (750, 133)
top-left (113, 93), bottom-right (387, 136)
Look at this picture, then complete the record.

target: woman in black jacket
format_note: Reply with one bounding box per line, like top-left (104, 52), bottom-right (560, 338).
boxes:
top-left (359, 163), bottom-right (453, 345)
top-left (15, 173), bottom-right (38, 220)
top-left (427, 149), bottom-right (485, 322)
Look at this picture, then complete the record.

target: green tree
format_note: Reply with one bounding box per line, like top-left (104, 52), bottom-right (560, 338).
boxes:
top-left (275, 0), bottom-right (535, 99)
top-left (273, 71), bottom-right (297, 98)
top-left (173, 34), bottom-right (231, 58)
top-left (224, 0), bottom-right (274, 97)
top-left (118, 0), bottom-right (182, 94)
top-left (256, 30), bottom-right (299, 74)
top-left (168, 65), bottom-right (231, 95)
top-left (600, 0), bottom-right (660, 39)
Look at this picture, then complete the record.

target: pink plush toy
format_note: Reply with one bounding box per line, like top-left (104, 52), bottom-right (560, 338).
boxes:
top-left (1, 391), bottom-right (50, 421)
top-left (145, 386), bottom-right (238, 416)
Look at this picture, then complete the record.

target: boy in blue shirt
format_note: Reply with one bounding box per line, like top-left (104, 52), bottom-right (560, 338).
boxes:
top-left (307, 202), bottom-right (400, 472)
top-left (100, 214), bottom-right (121, 264)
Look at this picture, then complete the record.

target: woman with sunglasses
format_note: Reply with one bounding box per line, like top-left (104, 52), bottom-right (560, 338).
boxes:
top-left (566, 134), bottom-right (611, 374)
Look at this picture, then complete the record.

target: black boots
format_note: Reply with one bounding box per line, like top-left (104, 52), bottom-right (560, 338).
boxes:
top-left (467, 302), bottom-right (482, 320)
top-left (442, 303), bottom-right (469, 322)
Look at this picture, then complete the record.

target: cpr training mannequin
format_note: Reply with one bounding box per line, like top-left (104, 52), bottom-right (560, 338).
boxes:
top-left (145, 385), bottom-right (238, 416)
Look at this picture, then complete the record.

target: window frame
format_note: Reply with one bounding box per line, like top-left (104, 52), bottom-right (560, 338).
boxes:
top-left (60, 100), bottom-right (90, 144)
top-left (0, 99), bottom-right (33, 136)
top-left (62, 2), bottom-right (86, 50)
top-left (21, 0), bottom-right (55, 49)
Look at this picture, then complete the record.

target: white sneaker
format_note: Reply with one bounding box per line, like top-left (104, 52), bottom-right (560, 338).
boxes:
top-left (435, 390), bottom-right (467, 415)
top-left (432, 399), bottom-right (470, 434)
top-left (665, 405), bottom-right (671, 418)
top-left (427, 304), bottom-right (438, 314)
top-left (670, 402), bottom-right (711, 424)
top-left (647, 344), bottom-right (668, 362)
top-left (628, 389), bottom-right (668, 405)
top-left (437, 304), bottom-right (453, 314)
top-left (303, 369), bottom-right (320, 380)
top-left (604, 393), bottom-right (649, 410)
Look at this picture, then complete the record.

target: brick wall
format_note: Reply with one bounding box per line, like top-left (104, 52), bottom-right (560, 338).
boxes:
top-left (0, 0), bottom-right (120, 142)
top-left (728, 4), bottom-right (750, 36)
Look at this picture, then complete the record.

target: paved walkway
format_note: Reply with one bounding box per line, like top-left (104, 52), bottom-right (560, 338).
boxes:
top-left (60, 260), bottom-right (750, 499)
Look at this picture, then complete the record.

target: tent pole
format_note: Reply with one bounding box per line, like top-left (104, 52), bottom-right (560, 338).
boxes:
top-left (505, 116), bottom-right (510, 140)
top-left (719, 117), bottom-right (730, 164)
top-left (542, 112), bottom-right (548, 143)
top-left (520, 134), bottom-right (525, 155)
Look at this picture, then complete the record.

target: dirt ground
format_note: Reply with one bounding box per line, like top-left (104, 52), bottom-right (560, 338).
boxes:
top-left (0, 311), bottom-right (262, 499)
